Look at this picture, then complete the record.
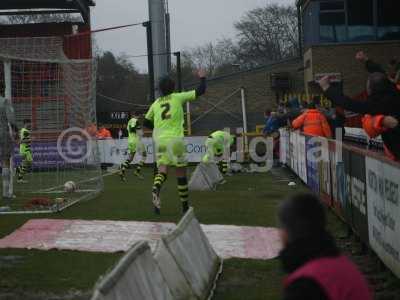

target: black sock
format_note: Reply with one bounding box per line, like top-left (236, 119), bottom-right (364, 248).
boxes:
top-left (153, 172), bottom-right (167, 192)
top-left (135, 161), bottom-right (144, 174)
top-left (219, 161), bottom-right (228, 174)
top-left (121, 155), bottom-right (134, 170)
top-left (177, 177), bottom-right (189, 203)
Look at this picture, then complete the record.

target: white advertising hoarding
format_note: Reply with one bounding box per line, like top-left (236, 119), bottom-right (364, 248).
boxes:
top-left (98, 137), bottom-right (208, 165)
top-left (279, 129), bottom-right (289, 164)
top-left (290, 132), bottom-right (299, 175)
top-left (297, 134), bottom-right (307, 184)
top-left (366, 157), bottom-right (400, 278)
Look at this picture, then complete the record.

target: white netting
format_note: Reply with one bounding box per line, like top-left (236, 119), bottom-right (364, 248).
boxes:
top-left (0, 36), bottom-right (103, 213)
top-left (0, 37), bottom-right (65, 61)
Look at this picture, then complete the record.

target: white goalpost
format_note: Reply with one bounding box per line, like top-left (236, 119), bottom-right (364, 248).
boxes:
top-left (0, 36), bottom-right (103, 214)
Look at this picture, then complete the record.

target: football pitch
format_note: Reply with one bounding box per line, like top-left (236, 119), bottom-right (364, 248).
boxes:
top-left (0, 167), bottom-right (103, 213)
top-left (0, 167), bottom-right (309, 300)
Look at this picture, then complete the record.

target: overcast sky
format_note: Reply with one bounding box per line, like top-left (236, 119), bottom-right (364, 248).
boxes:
top-left (91, 0), bottom-right (294, 72)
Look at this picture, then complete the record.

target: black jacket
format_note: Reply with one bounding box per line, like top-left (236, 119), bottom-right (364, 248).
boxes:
top-left (323, 66), bottom-right (400, 159)
top-left (280, 233), bottom-right (340, 300)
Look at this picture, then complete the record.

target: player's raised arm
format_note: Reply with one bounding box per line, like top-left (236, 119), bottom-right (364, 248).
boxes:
top-left (175, 69), bottom-right (207, 104)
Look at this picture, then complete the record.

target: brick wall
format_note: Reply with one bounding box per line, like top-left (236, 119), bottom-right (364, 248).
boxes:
top-left (186, 58), bottom-right (303, 135)
top-left (304, 41), bottom-right (400, 96)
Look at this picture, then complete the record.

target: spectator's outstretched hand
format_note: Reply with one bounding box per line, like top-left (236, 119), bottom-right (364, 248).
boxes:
top-left (318, 75), bottom-right (331, 91)
top-left (197, 69), bottom-right (207, 78)
top-left (383, 116), bottom-right (399, 129)
top-left (355, 51), bottom-right (368, 62)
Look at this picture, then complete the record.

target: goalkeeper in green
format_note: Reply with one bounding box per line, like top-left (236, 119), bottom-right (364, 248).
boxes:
top-left (119, 112), bottom-right (147, 181)
top-left (144, 69), bottom-right (207, 215)
top-left (16, 119), bottom-right (32, 183)
top-left (202, 130), bottom-right (235, 174)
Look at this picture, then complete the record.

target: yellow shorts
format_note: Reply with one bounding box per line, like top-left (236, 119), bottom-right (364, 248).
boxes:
top-left (128, 137), bottom-right (146, 156)
top-left (155, 137), bottom-right (187, 167)
top-left (21, 150), bottom-right (33, 162)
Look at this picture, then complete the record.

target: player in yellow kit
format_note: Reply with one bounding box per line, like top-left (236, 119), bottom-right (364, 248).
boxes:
top-left (202, 130), bottom-right (235, 174)
top-left (144, 69), bottom-right (206, 215)
top-left (16, 119), bottom-right (32, 183)
top-left (119, 112), bottom-right (147, 181)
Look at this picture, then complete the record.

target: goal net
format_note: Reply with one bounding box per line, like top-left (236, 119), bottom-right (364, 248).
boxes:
top-left (0, 36), bottom-right (103, 213)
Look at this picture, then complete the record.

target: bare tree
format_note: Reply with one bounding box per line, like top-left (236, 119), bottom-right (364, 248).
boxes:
top-left (234, 4), bottom-right (299, 67)
top-left (181, 4), bottom-right (299, 76)
top-left (182, 38), bottom-right (237, 76)
top-left (96, 52), bottom-right (148, 112)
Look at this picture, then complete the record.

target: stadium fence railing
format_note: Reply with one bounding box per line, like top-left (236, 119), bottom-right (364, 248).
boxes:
top-left (279, 128), bottom-right (400, 279)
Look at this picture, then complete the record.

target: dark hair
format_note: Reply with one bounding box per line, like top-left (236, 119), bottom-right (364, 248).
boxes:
top-left (389, 58), bottom-right (398, 66)
top-left (23, 119), bottom-right (31, 124)
top-left (159, 76), bottom-right (175, 96)
top-left (312, 96), bottom-right (321, 105)
top-left (288, 98), bottom-right (300, 109)
top-left (130, 111), bottom-right (140, 118)
top-left (265, 109), bottom-right (272, 116)
top-left (307, 101), bottom-right (316, 109)
top-left (278, 193), bottom-right (326, 242)
top-left (368, 72), bottom-right (393, 95)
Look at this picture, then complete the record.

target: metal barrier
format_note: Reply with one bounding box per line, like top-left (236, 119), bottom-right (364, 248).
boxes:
top-left (280, 129), bottom-right (400, 279)
top-left (91, 241), bottom-right (173, 300)
top-left (156, 208), bottom-right (222, 300)
top-left (92, 209), bottom-right (222, 300)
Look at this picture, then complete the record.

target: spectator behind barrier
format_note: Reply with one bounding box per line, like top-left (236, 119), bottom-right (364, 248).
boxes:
top-left (329, 106), bottom-right (346, 139)
top-left (263, 111), bottom-right (286, 137)
top-left (263, 111), bottom-right (286, 164)
top-left (262, 109), bottom-right (272, 136)
top-left (96, 124), bottom-right (112, 139)
top-left (319, 52), bottom-right (400, 160)
top-left (278, 193), bottom-right (373, 300)
top-left (86, 123), bottom-right (97, 137)
top-left (286, 97), bottom-right (303, 122)
top-left (291, 101), bottom-right (332, 138)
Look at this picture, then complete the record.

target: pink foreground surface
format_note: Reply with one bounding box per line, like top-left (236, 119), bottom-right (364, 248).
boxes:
top-left (0, 219), bottom-right (282, 260)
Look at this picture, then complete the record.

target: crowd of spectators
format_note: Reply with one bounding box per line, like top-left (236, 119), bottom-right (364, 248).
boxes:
top-left (263, 97), bottom-right (343, 138)
top-left (263, 51), bottom-right (400, 161)
top-left (319, 51), bottom-right (400, 161)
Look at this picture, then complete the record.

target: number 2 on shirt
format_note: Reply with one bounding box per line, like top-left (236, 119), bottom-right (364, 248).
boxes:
top-left (161, 103), bottom-right (171, 120)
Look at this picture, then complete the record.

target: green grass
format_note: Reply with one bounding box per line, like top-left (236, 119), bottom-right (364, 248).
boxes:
top-left (215, 259), bottom-right (283, 300)
top-left (0, 168), bottom-right (102, 211)
top-left (0, 167), bottom-right (308, 299)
